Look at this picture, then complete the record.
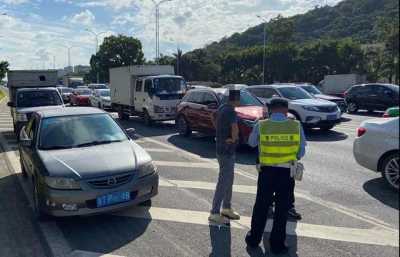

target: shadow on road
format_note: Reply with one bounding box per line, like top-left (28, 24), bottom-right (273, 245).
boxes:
top-left (57, 213), bottom-right (151, 254)
top-left (305, 130), bottom-right (348, 142)
top-left (209, 225), bottom-right (232, 257)
top-left (363, 178), bottom-right (399, 210)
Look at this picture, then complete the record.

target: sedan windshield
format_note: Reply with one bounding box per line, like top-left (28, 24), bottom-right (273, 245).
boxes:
top-left (39, 114), bottom-right (128, 150)
top-left (219, 89), bottom-right (263, 107)
top-left (278, 87), bottom-right (313, 100)
top-left (153, 78), bottom-right (186, 94)
top-left (300, 85), bottom-right (322, 95)
top-left (17, 90), bottom-right (63, 108)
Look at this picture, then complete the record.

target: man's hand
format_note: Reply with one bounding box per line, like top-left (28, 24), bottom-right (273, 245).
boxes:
top-left (225, 138), bottom-right (236, 144)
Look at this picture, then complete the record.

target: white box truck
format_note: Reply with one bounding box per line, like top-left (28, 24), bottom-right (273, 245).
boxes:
top-left (318, 74), bottom-right (367, 95)
top-left (110, 65), bottom-right (187, 125)
top-left (7, 70), bottom-right (64, 134)
top-left (63, 76), bottom-right (84, 88)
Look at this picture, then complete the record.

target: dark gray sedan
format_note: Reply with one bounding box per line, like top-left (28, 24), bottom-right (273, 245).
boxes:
top-left (19, 107), bottom-right (158, 218)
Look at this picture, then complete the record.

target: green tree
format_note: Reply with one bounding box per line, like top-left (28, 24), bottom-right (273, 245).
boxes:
top-left (88, 35), bottom-right (145, 83)
top-left (267, 15), bottom-right (295, 46)
top-left (0, 61), bottom-right (9, 82)
top-left (377, 17), bottom-right (399, 83)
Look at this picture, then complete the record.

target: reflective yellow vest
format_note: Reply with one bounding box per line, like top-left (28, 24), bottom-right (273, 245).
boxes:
top-left (259, 119), bottom-right (301, 166)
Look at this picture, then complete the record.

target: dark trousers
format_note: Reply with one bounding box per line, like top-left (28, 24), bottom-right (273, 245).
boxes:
top-left (272, 178), bottom-right (295, 209)
top-left (247, 166), bottom-right (291, 247)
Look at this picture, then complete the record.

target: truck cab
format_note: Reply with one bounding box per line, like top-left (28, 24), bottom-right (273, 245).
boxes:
top-left (132, 75), bottom-right (186, 124)
top-left (110, 65), bottom-right (187, 126)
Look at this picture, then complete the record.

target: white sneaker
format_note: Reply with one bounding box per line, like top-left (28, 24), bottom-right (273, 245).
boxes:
top-left (208, 213), bottom-right (230, 224)
top-left (221, 208), bottom-right (240, 220)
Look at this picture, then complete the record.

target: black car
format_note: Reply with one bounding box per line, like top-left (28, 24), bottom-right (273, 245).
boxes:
top-left (344, 84), bottom-right (399, 113)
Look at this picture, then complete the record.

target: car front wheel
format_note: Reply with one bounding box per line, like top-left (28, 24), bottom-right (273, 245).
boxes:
top-left (177, 115), bottom-right (191, 137)
top-left (347, 102), bottom-right (358, 113)
top-left (381, 153), bottom-right (399, 190)
top-left (32, 178), bottom-right (47, 220)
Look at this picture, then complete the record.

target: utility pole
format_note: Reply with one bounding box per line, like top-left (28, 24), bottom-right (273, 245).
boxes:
top-left (85, 29), bottom-right (107, 83)
top-left (53, 55), bottom-right (56, 69)
top-left (257, 15), bottom-right (268, 84)
top-left (152, 0), bottom-right (173, 63)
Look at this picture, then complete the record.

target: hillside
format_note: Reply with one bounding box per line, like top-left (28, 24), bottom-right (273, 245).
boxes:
top-left (204, 0), bottom-right (399, 51)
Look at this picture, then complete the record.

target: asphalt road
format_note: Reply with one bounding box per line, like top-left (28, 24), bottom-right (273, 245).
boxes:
top-left (0, 96), bottom-right (398, 257)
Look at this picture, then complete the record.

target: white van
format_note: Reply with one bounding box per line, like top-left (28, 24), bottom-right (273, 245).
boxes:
top-left (110, 65), bottom-right (187, 125)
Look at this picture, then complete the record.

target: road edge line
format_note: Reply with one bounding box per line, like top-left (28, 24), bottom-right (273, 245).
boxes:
top-left (0, 132), bottom-right (73, 257)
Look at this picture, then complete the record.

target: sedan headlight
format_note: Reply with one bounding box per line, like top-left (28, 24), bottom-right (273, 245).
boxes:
top-left (302, 106), bottom-right (320, 112)
top-left (45, 177), bottom-right (81, 190)
top-left (16, 113), bottom-right (28, 122)
top-left (138, 161), bottom-right (156, 177)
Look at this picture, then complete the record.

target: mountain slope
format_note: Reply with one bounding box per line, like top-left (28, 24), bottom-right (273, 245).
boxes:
top-left (205, 0), bottom-right (398, 50)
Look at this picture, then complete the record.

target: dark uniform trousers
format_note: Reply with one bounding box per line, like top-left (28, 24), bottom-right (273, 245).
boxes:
top-left (247, 166), bottom-right (291, 247)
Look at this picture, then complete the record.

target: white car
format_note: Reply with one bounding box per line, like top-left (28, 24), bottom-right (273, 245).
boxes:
top-left (90, 89), bottom-right (111, 110)
top-left (247, 84), bottom-right (341, 131)
top-left (353, 117), bottom-right (399, 190)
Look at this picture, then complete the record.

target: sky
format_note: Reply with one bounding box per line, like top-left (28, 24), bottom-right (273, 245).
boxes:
top-left (0, 0), bottom-right (341, 70)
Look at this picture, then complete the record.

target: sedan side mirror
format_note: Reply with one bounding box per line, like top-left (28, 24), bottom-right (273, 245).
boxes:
top-left (19, 127), bottom-right (32, 147)
top-left (126, 128), bottom-right (137, 138)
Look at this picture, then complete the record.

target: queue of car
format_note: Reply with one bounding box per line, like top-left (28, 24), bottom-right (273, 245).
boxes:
top-left (5, 68), bottom-right (399, 221)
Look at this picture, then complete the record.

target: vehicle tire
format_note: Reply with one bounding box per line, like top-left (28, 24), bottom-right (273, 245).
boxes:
top-left (32, 178), bottom-right (47, 220)
top-left (381, 153), bottom-right (399, 191)
top-left (143, 110), bottom-right (153, 126)
top-left (320, 125), bottom-right (335, 131)
top-left (139, 199), bottom-right (152, 206)
top-left (347, 102), bottom-right (358, 113)
top-left (177, 115), bottom-right (191, 137)
top-left (98, 102), bottom-right (102, 109)
top-left (118, 109), bottom-right (129, 120)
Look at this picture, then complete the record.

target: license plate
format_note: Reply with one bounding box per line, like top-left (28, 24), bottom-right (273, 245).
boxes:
top-left (327, 114), bottom-right (337, 120)
top-left (96, 191), bottom-right (130, 208)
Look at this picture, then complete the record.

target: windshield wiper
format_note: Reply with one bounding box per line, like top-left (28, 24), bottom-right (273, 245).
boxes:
top-left (40, 145), bottom-right (74, 150)
top-left (75, 140), bottom-right (123, 148)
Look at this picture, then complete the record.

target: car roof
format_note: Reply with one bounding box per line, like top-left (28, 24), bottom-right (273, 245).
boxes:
top-left (17, 87), bottom-right (59, 92)
top-left (94, 88), bottom-right (110, 91)
top-left (142, 75), bottom-right (183, 79)
top-left (36, 107), bottom-right (106, 118)
top-left (250, 84), bottom-right (296, 89)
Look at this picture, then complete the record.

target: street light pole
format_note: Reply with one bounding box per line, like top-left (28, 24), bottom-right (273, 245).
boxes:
top-left (85, 29), bottom-right (107, 83)
top-left (152, 0), bottom-right (173, 64)
top-left (257, 15), bottom-right (268, 84)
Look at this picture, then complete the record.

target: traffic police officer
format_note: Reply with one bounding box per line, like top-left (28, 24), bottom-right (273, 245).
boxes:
top-left (245, 98), bottom-right (306, 254)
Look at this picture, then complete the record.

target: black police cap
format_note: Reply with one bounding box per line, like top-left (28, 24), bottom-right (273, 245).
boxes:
top-left (269, 97), bottom-right (289, 109)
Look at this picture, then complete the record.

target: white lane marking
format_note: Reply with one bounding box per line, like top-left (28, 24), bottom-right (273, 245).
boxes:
top-left (138, 134), bottom-right (397, 231)
top-left (155, 160), bottom-right (217, 169)
top-left (0, 132), bottom-right (74, 257)
top-left (114, 206), bottom-right (399, 247)
top-left (144, 148), bottom-right (173, 153)
top-left (69, 250), bottom-right (125, 257)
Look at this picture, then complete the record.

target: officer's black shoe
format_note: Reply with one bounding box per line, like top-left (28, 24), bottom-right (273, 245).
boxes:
top-left (270, 244), bottom-right (289, 255)
top-left (245, 232), bottom-right (259, 249)
top-left (288, 208), bottom-right (302, 220)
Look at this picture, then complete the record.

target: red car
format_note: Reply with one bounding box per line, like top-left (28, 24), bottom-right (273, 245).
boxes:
top-left (70, 88), bottom-right (92, 106)
top-left (176, 88), bottom-right (267, 145)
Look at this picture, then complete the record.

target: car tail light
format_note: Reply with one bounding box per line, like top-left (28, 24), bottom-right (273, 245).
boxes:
top-left (383, 112), bottom-right (389, 118)
top-left (357, 127), bottom-right (366, 137)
